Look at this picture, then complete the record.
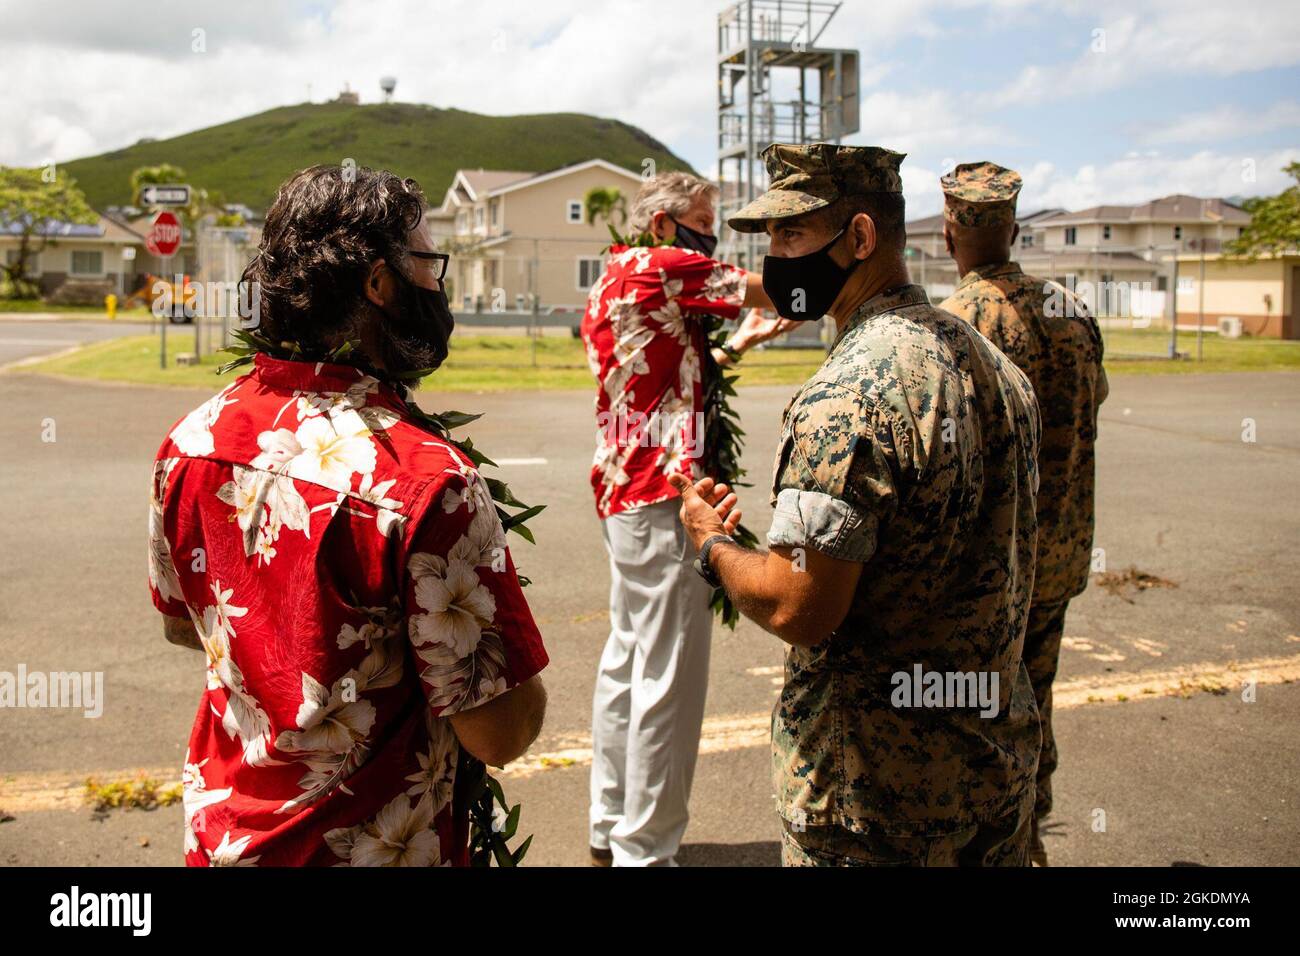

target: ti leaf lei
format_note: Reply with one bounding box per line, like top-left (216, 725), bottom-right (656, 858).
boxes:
top-left (605, 226), bottom-right (756, 629)
top-left (217, 328), bottom-right (538, 866)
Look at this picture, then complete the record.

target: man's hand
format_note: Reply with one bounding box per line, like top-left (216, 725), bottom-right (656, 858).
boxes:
top-left (667, 473), bottom-right (742, 551)
top-left (731, 309), bottom-right (800, 351)
top-left (163, 614), bottom-right (203, 651)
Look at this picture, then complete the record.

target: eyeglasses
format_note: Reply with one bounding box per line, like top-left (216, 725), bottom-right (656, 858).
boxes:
top-left (406, 249), bottom-right (449, 281)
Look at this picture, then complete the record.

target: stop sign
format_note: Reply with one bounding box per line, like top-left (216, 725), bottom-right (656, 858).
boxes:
top-left (147, 211), bottom-right (182, 258)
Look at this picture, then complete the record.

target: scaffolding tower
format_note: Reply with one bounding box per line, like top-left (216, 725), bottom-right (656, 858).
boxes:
top-left (717, 0), bottom-right (860, 269)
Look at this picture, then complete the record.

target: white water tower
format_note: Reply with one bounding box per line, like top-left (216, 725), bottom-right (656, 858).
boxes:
top-left (380, 76), bottom-right (397, 103)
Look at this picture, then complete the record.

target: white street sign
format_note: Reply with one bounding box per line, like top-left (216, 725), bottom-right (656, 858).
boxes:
top-left (140, 184), bottom-right (191, 206)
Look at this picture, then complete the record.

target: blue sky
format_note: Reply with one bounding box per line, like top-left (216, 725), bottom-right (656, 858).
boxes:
top-left (2, 0), bottom-right (1296, 217)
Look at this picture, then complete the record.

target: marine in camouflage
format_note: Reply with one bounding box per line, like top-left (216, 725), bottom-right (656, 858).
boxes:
top-left (766, 282), bottom-right (1043, 838)
top-left (940, 264), bottom-right (1108, 604)
top-left (728, 143), bottom-right (906, 234)
top-left (941, 261), bottom-right (1108, 823)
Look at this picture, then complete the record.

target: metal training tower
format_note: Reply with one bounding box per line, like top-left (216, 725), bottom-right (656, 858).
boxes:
top-left (716, 0), bottom-right (860, 269)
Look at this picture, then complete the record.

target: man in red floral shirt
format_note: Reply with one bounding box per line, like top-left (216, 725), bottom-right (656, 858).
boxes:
top-left (581, 171), bottom-right (791, 866)
top-left (148, 165), bottom-right (548, 866)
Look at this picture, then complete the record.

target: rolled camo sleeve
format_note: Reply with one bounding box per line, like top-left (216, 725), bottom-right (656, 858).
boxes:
top-left (766, 487), bottom-right (879, 562)
top-left (767, 385), bottom-right (899, 564)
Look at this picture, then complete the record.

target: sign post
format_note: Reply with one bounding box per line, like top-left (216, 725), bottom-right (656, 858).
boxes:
top-left (147, 211), bottom-right (183, 370)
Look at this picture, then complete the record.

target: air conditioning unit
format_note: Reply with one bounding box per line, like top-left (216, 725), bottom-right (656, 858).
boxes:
top-left (1218, 316), bottom-right (1243, 338)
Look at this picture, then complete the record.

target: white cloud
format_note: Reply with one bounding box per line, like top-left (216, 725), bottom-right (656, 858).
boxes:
top-left (1020, 148), bottom-right (1300, 211)
top-left (1139, 101), bottom-right (1300, 146)
top-left (994, 0), bottom-right (1300, 107)
top-left (849, 90), bottom-right (1015, 157)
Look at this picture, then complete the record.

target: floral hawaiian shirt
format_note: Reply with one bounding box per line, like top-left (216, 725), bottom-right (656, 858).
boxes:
top-left (148, 354), bottom-right (548, 866)
top-left (579, 244), bottom-right (747, 518)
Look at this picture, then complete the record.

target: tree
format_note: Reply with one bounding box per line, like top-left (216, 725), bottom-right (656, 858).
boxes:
top-left (0, 166), bottom-right (98, 298)
top-left (584, 187), bottom-right (627, 234)
top-left (1228, 162), bottom-right (1300, 259)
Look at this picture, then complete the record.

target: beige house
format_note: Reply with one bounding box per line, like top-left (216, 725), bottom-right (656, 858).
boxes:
top-left (907, 195), bottom-right (1254, 323)
top-left (1172, 251), bottom-right (1300, 339)
top-left (432, 159), bottom-right (646, 315)
top-left (1, 214), bottom-right (145, 300)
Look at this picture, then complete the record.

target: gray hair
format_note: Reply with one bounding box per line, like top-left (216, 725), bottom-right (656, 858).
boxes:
top-left (627, 171), bottom-right (719, 235)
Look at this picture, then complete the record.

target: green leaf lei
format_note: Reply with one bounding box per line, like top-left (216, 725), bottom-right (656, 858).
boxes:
top-left (217, 328), bottom-right (540, 865)
top-left (605, 225), bottom-right (756, 629)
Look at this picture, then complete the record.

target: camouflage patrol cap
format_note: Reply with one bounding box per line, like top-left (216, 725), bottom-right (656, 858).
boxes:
top-left (728, 143), bottom-right (906, 234)
top-left (941, 161), bottom-right (1022, 227)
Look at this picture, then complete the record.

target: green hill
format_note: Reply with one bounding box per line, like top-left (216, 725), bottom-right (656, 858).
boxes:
top-left (61, 101), bottom-right (694, 212)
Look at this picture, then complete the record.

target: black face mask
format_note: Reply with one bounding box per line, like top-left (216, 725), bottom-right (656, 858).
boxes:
top-left (671, 217), bottom-right (719, 258)
top-left (386, 267), bottom-right (456, 372)
top-left (761, 221), bottom-right (857, 321)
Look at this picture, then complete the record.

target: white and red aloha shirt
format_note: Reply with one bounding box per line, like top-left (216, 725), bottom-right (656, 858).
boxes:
top-left (147, 353), bottom-right (548, 867)
top-left (580, 244), bottom-right (747, 519)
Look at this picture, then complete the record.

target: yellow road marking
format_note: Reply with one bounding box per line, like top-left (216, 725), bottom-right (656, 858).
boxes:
top-left (5, 653), bottom-right (1296, 812)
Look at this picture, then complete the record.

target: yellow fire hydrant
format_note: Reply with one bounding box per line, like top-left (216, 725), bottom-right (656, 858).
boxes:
top-left (105, 293), bottom-right (118, 321)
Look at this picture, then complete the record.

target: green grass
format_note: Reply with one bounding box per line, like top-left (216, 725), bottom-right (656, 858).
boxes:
top-left (58, 102), bottom-right (693, 211)
top-left (7, 334), bottom-right (826, 392)
top-left (11, 329), bottom-right (1299, 393)
top-left (1100, 328), bottom-right (1300, 374)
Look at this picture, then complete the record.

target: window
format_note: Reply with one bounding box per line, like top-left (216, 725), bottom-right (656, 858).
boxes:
top-left (1177, 276), bottom-right (1195, 294)
top-left (490, 199), bottom-right (500, 227)
top-left (474, 206), bottom-right (485, 229)
top-left (577, 256), bottom-right (605, 290)
top-left (70, 250), bottom-right (103, 275)
top-left (567, 200), bottom-right (583, 225)
top-left (1173, 225), bottom-right (1182, 240)
top-left (1102, 225), bottom-right (1111, 240)
top-left (1020, 233), bottom-right (1034, 248)
top-left (1064, 227), bottom-right (1077, 246)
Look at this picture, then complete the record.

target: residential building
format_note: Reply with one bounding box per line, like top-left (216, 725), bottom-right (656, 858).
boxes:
top-left (1173, 251), bottom-right (1300, 339)
top-left (434, 159), bottom-right (646, 314)
top-left (908, 195), bottom-right (1254, 324)
top-left (0, 214), bottom-right (144, 300)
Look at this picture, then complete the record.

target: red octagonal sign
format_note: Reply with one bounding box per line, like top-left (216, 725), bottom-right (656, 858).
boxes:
top-left (146, 211), bottom-right (182, 258)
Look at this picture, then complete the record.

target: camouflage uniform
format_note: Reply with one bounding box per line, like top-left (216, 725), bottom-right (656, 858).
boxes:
top-left (939, 161), bottom-right (1109, 822)
top-left (729, 146), bottom-right (1043, 866)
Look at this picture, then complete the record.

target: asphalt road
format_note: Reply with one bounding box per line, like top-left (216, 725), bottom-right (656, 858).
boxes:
top-left (0, 361), bottom-right (1297, 866)
top-left (0, 318), bottom-right (158, 367)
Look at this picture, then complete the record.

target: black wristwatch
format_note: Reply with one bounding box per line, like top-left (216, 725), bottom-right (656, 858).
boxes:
top-left (694, 534), bottom-right (735, 588)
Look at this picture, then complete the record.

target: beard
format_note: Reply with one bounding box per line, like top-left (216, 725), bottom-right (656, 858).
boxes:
top-left (354, 280), bottom-right (455, 387)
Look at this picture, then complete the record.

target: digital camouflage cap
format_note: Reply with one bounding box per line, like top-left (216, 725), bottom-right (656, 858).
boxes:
top-left (728, 143), bottom-right (906, 234)
top-left (941, 161), bottom-right (1022, 227)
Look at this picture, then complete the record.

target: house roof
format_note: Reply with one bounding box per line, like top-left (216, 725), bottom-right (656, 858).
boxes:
top-left (458, 169), bottom-right (533, 199)
top-left (1037, 195), bottom-right (1249, 227)
top-left (907, 207), bottom-right (1065, 235)
top-left (486, 159), bottom-right (644, 197)
top-left (438, 159), bottom-right (645, 214)
top-left (1018, 250), bottom-right (1156, 271)
top-left (0, 212), bottom-right (144, 244)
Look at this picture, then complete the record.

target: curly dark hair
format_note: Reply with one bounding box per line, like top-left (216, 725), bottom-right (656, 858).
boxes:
top-left (242, 164), bottom-right (438, 375)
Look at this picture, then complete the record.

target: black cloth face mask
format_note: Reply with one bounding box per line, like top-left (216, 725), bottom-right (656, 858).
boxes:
top-left (670, 217), bottom-right (719, 258)
top-left (387, 266), bottom-right (456, 371)
top-left (761, 220), bottom-right (857, 321)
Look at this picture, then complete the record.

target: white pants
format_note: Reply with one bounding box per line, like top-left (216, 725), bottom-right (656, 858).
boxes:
top-left (590, 498), bottom-right (714, 866)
